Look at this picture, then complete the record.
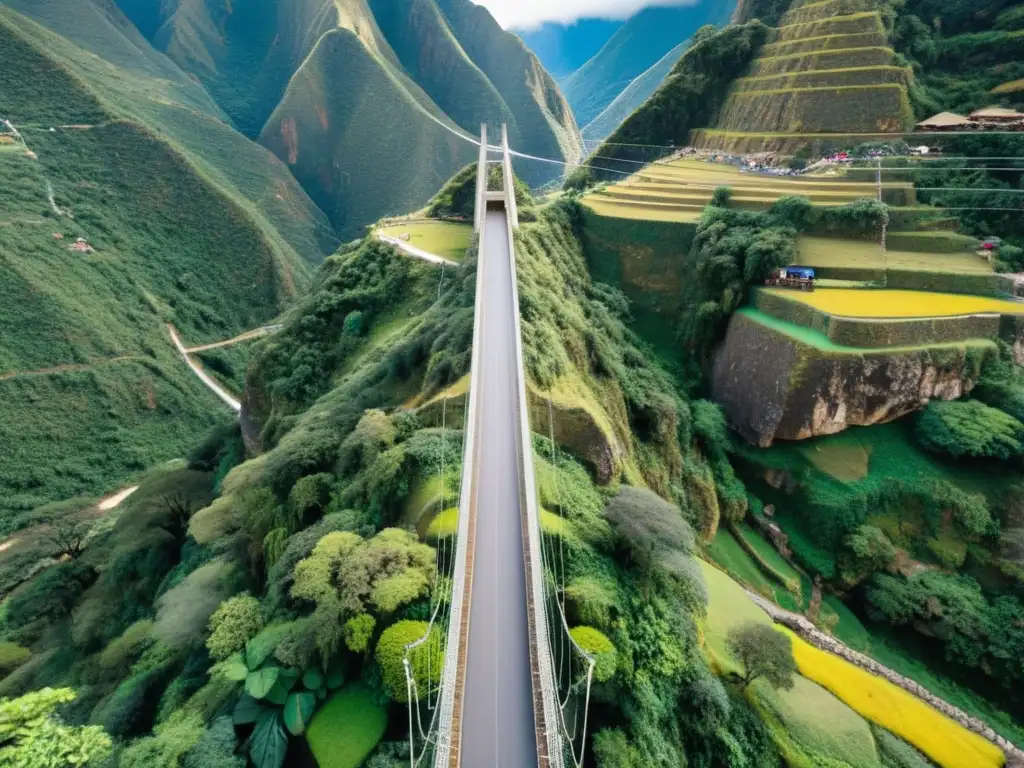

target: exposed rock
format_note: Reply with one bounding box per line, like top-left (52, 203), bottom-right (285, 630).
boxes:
top-left (711, 313), bottom-right (992, 446)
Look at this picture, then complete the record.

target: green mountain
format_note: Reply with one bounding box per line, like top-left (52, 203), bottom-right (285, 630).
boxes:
top-left (0, 2), bottom-right (334, 518)
top-left (562, 2), bottom-right (739, 129)
top-left (117, 0), bottom-right (583, 237)
top-left (581, 38), bottom-right (691, 143)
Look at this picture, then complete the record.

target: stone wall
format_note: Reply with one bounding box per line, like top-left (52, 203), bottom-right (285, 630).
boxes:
top-left (711, 311), bottom-right (993, 446)
top-left (747, 590), bottom-right (1024, 766)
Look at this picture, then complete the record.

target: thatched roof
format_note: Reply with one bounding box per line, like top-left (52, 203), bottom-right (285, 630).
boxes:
top-left (917, 112), bottom-right (970, 128)
top-left (970, 106), bottom-right (1024, 119)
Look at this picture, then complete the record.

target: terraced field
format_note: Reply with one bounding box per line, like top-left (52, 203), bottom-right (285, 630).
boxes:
top-left (694, 0), bottom-right (913, 154)
top-left (584, 158), bottom-right (915, 221)
top-left (799, 236), bottom-right (990, 275)
top-left (763, 288), bottom-right (1024, 319)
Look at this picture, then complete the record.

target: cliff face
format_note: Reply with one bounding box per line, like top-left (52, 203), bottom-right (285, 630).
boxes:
top-left (711, 313), bottom-right (993, 447)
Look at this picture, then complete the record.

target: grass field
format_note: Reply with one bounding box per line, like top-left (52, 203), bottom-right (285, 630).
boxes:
top-left (735, 521), bottom-right (803, 586)
top-left (305, 683), bottom-right (388, 768)
top-left (798, 236), bottom-right (991, 275)
top-left (706, 529), bottom-right (779, 598)
top-left (378, 220), bottom-right (472, 262)
top-left (784, 628), bottom-right (1006, 768)
top-left (698, 558), bottom-right (775, 675)
top-left (763, 288), bottom-right (1024, 318)
top-left (736, 307), bottom-right (998, 355)
top-left (797, 436), bottom-right (872, 481)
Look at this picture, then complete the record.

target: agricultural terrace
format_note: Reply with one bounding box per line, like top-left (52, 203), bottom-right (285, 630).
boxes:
top-left (377, 219), bottom-right (471, 262)
top-left (585, 158), bottom-right (915, 223)
top-left (699, 560), bottom-right (1005, 768)
top-left (798, 236), bottom-right (991, 275)
top-left (763, 288), bottom-right (1024, 319)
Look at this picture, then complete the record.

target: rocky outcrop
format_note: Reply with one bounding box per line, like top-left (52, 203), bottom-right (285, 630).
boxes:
top-left (711, 312), bottom-right (992, 447)
top-left (749, 591), bottom-right (1024, 766)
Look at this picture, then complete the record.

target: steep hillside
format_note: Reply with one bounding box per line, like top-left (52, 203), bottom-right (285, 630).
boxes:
top-left (581, 38), bottom-right (690, 142)
top-left (0, 7), bottom-right (333, 518)
top-left (562, 2), bottom-right (738, 129)
top-left (513, 18), bottom-right (624, 79)
top-left (118, 0), bottom-right (583, 237)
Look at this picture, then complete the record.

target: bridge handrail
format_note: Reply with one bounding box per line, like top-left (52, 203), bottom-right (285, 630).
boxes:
top-left (433, 125), bottom-right (490, 768)
top-left (501, 129), bottom-right (563, 767)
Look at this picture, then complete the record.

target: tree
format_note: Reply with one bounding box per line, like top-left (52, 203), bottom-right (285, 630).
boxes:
top-left (604, 487), bottom-right (695, 574)
top-left (207, 594), bottom-right (265, 661)
top-left (344, 614), bottom-right (376, 654)
top-left (290, 530), bottom-right (435, 663)
top-left (162, 493), bottom-right (196, 542)
top-left (0, 688), bottom-right (112, 767)
top-left (569, 627), bottom-right (617, 682)
top-left (49, 519), bottom-right (90, 558)
top-left (843, 525), bottom-right (897, 582)
top-left (726, 623), bottom-right (797, 691)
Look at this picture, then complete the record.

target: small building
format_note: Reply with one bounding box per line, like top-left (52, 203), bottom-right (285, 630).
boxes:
top-left (765, 266), bottom-right (815, 291)
top-left (969, 106), bottom-right (1024, 123)
top-left (68, 237), bottom-right (94, 254)
top-left (916, 112), bottom-right (971, 131)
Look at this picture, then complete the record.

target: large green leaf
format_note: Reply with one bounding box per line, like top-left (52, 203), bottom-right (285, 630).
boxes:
top-left (283, 691), bottom-right (317, 736)
top-left (302, 668), bottom-right (324, 691)
top-left (326, 661), bottom-right (345, 691)
top-left (265, 680), bottom-right (290, 707)
top-left (221, 653), bottom-right (249, 682)
top-left (233, 693), bottom-right (267, 725)
top-left (246, 667), bottom-right (281, 700)
top-left (276, 667), bottom-right (300, 692)
top-left (250, 711), bottom-right (288, 768)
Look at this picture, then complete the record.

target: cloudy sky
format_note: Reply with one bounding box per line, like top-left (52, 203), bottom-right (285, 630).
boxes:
top-left (474, 0), bottom-right (701, 30)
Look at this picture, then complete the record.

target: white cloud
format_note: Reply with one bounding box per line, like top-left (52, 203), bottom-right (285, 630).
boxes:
top-left (475, 0), bottom-right (701, 30)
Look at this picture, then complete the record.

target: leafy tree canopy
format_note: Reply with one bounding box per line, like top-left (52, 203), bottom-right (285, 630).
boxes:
top-left (916, 399), bottom-right (1024, 460)
top-left (726, 623), bottom-right (797, 691)
top-left (0, 688), bottom-right (112, 767)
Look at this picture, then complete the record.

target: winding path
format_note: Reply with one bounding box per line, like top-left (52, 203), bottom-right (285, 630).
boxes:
top-left (167, 325), bottom-right (241, 412)
top-left (376, 232), bottom-right (459, 267)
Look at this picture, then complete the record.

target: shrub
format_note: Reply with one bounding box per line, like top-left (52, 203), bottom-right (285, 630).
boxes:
top-left (0, 688), bottom-right (112, 766)
top-left (5, 560), bottom-right (96, 631)
top-left (710, 187), bottom-right (732, 208)
top-left (99, 620), bottom-right (156, 678)
top-left (569, 627), bottom-right (617, 682)
top-left (343, 615), bottom-right (376, 654)
top-left (603, 487), bottom-right (696, 576)
top-left (118, 713), bottom-right (204, 768)
top-left (374, 621), bottom-right (440, 703)
top-left (0, 643), bottom-right (30, 677)
top-left (182, 717), bottom-right (244, 768)
top-left (154, 560), bottom-right (237, 651)
top-left (916, 400), bottom-right (1024, 460)
top-left (305, 684), bottom-right (387, 768)
top-left (206, 594), bottom-right (265, 661)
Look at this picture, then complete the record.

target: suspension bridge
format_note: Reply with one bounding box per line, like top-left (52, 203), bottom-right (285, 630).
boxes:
top-left (400, 125), bottom-right (595, 768)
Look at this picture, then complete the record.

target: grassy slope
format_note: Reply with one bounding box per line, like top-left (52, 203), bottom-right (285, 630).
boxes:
top-left (377, 221), bottom-right (471, 262)
top-left (0, 10), bottom-right (329, 517)
top-left (581, 39), bottom-right (690, 142)
top-left (259, 25), bottom-right (478, 238)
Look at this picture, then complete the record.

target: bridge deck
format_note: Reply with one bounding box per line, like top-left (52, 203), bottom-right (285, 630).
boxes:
top-left (460, 208), bottom-right (538, 766)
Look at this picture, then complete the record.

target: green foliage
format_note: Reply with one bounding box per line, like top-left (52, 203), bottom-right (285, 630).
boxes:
top-left (305, 684), bottom-right (387, 768)
top-left (843, 526), bottom-right (897, 582)
top-left (249, 711), bottom-right (287, 768)
top-left (5, 560), bottom-right (96, 632)
top-left (916, 400), bottom-right (1024, 460)
top-left (374, 621), bottom-right (440, 703)
top-left (569, 626), bottom-right (617, 682)
top-left (181, 717), bottom-right (244, 768)
top-left (99, 621), bottom-right (155, 679)
top-left (866, 570), bottom-right (1024, 688)
top-left (153, 560), bottom-right (237, 652)
top-left (726, 622), bottom-right (797, 691)
top-left (872, 725), bottom-right (933, 768)
top-left (603, 487), bottom-right (698, 582)
top-left (0, 644), bottom-right (30, 678)
top-left (206, 595), bottom-right (265, 662)
top-left (290, 529), bottom-right (434, 664)
top-left (118, 713), bottom-right (204, 768)
top-left (0, 687), bottom-right (112, 766)
top-left (343, 615), bottom-right (376, 654)
top-left (678, 205), bottom-right (797, 364)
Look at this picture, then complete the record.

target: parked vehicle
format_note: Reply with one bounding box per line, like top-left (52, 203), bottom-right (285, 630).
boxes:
top-left (765, 266), bottom-right (816, 291)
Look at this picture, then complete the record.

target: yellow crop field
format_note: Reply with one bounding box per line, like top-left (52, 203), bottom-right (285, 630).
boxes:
top-left (766, 288), bottom-right (1024, 318)
top-left (378, 220), bottom-right (471, 261)
top-left (785, 629), bottom-right (1005, 768)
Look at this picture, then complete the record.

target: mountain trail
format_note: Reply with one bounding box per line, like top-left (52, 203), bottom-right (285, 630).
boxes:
top-left (377, 232), bottom-right (458, 266)
top-left (0, 356), bottom-right (141, 382)
top-left (167, 324), bottom-right (241, 413)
